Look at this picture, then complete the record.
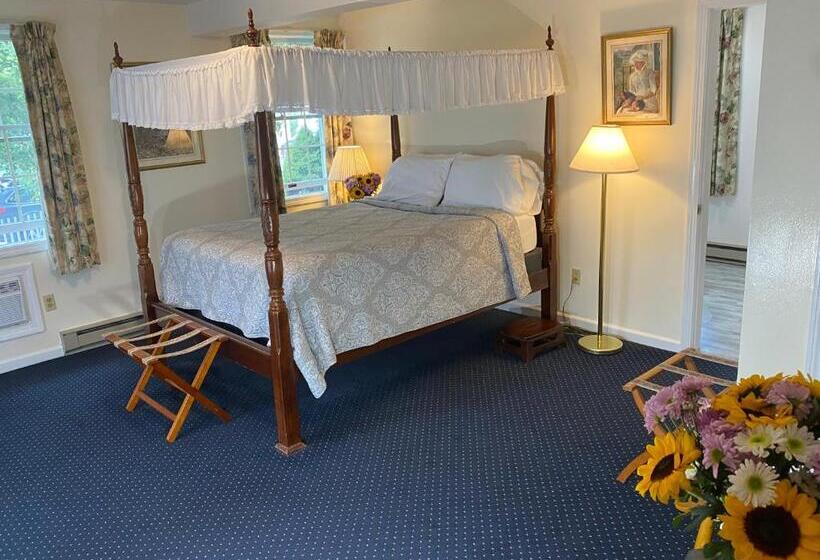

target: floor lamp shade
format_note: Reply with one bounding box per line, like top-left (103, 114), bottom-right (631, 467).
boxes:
top-left (329, 145), bottom-right (371, 181)
top-left (570, 125), bottom-right (637, 355)
top-left (570, 125), bottom-right (638, 174)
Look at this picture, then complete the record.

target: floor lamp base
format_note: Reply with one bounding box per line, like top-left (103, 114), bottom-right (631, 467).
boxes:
top-left (578, 334), bottom-right (623, 355)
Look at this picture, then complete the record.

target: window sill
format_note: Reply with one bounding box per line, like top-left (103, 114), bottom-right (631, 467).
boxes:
top-left (0, 240), bottom-right (48, 260)
top-left (286, 194), bottom-right (328, 209)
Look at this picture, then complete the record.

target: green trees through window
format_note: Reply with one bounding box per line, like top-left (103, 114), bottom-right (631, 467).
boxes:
top-left (0, 38), bottom-right (46, 251)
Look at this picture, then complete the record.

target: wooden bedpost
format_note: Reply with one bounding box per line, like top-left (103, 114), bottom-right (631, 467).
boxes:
top-left (541, 27), bottom-right (558, 321)
top-left (247, 10), bottom-right (306, 456)
top-left (113, 42), bottom-right (158, 323)
top-left (388, 47), bottom-right (402, 161)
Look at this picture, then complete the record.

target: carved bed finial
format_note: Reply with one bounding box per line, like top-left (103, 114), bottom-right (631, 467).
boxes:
top-left (546, 26), bottom-right (554, 50)
top-left (113, 41), bottom-right (123, 68)
top-left (246, 8), bottom-right (259, 47)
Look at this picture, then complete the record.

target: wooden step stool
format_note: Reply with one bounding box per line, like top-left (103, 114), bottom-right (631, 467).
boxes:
top-left (104, 314), bottom-right (231, 443)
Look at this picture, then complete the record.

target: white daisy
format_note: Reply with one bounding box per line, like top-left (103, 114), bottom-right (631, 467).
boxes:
top-left (727, 459), bottom-right (779, 507)
top-left (734, 425), bottom-right (784, 458)
top-left (776, 423), bottom-right (818, 462)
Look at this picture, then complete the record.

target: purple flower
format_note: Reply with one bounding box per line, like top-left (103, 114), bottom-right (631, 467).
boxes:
top-left (644, 386), bottom-right (677, 433)
top-left (702, 430), bottom-right (742, 478)
top-left (767, 380), bottom-right (812, 419)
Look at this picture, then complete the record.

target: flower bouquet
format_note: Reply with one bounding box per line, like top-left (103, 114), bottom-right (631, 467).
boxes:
top-left (344, 172), bottom-right (382, 200)
top-left (633, 373), bottom-right (820, 559)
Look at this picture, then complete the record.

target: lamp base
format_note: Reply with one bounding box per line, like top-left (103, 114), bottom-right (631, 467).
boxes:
top-left (578, 334), bottom-right (623, 355)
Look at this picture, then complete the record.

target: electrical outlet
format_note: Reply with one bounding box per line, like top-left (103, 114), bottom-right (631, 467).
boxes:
top-left (571, 268), bottom-right (581, 285)
top-left (43, 294), bottom-right (57, 312)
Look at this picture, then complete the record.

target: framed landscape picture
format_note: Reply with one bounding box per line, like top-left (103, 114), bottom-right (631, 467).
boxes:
top-left (133, 127), bottom-right (205, 171)
top-left (601, 27), bottom-right (672, 125)
top-left (117, 61), bottom-right (206, 171)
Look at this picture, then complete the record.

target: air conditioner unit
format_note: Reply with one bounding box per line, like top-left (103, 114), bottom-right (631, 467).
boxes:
top-left (0, 263), bottom-right (44, 343)
top-left (0, 278), bottom-right (26, 328)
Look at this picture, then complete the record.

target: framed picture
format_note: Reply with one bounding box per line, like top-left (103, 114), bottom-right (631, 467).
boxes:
top-left (601, 27), bottom-right (672, 125)
top-left (118, 62), bottom-right (206, 171)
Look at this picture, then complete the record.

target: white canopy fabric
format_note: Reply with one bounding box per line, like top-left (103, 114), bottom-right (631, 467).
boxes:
top-left (110, 45), bottom-right (565, 130)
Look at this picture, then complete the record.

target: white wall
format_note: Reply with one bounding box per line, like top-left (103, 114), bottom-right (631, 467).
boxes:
top-left (0, 0), bottom-right (248, 371)
top-left (343, 0), bottom-right (698, 350)
top-left (738, 0), bottom-right (820, 377)
top-left (706, 2), bottom-right (765, 249)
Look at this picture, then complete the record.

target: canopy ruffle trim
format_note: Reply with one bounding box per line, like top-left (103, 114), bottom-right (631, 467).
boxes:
top-left (110, 46), bottom-right (565, 130)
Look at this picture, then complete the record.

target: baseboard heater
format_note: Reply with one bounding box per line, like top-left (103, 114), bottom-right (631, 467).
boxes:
top-left (60, 312), bottom-right (145, 354)
top-left (706, 243), bottom-right (747, 265)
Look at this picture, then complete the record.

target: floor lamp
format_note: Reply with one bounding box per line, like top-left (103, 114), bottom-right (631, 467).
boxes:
top-left (569, 125), bottom-right (638, 355)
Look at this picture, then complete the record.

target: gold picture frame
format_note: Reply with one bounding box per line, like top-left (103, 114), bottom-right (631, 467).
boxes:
top-left (116, 61), bottom-right (206, 171)
top-left (601, 27), bottom-right (672, 125)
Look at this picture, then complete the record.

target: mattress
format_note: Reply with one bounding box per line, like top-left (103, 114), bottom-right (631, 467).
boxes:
top-left (160, 199), bottom-right (532, 397)
top-left (515, 215), bottom-right (537, 253)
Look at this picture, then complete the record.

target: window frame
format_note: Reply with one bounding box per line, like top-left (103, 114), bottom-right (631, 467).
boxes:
top-left (0, 28), bottom-right (47, 258)
top-left (268, 32), bottom-right (330, 207)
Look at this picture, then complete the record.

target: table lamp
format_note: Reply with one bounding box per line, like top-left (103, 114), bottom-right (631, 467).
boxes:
top-left (569, 125), bottom-right (638, 355)
top-left (329, 145), bottom-right (371, 183)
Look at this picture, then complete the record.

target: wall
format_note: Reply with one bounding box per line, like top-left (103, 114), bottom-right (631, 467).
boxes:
top-left (343, 0), bottom-right (698, 349)
top-left (706, 2), bottom-right (765, 249)
top-left (738, 0), bottom-right (820, 377)
top-left (0, 0), bottom-right (248, 372)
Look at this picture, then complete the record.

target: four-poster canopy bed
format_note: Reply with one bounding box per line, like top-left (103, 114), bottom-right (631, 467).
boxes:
top-left (109, 10), bottom-right (565, 455)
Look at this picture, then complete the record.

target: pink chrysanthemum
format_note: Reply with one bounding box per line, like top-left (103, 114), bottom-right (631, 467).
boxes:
top-left (766, 380), bottom-right (812, 419)
top-left (702, 430), bottom-right (742, 478)
top-left (644, 386), bottom-right (677, 433)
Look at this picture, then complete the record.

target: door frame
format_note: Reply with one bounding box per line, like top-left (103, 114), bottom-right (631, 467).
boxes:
top-left (681, 0), bottom-right (766, 350)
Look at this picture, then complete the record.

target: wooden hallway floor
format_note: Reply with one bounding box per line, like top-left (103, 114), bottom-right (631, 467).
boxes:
top-left (699, 260), bottom-right (746, 361)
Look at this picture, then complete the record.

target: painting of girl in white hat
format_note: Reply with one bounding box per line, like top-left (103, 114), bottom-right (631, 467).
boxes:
top-left (602, 28), bottom-right (671, 125)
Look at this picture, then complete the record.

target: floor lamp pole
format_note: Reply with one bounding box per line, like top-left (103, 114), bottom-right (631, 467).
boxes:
top-left (578, 172), bottom-right (624, 355)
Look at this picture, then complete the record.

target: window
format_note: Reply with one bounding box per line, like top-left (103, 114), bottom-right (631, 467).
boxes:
top-left (269, 33), bottom-right (329, 204)
top-left (0, 33), bottom-right (46, 255)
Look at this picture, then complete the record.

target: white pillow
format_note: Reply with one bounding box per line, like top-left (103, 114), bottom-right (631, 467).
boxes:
top-left (377, 154), bottom-right (455, 206)
top-left (442, 154), bottom-right (543, 216)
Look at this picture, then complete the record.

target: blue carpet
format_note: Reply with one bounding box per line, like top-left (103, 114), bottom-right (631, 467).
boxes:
top-left (0, 311), bottom-right (736, 559)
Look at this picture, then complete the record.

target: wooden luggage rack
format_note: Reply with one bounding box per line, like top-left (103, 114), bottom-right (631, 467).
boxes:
top-left (617, 348), bottom-right (737, 483)
top-left (105, 314), bottom-right (231, 443)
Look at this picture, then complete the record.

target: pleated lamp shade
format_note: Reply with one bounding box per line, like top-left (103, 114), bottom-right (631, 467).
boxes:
top-left (328, 146), bottom-right (371, 181)
top-left (570, 125), bottom-right (638, 174)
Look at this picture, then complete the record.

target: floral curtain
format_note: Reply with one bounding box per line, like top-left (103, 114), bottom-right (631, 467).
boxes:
top-left (11, 22), bottom-right (100, 274)
top-left (710, 8), bottom-right (745, 197)
top-left (230, 30), bottom-right (286, 216)
top-left (314, 29), bottom-right (356, 205)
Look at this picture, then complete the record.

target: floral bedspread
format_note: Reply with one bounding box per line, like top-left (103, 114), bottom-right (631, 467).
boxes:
top-left (159, 199), bottom-right (531, 397)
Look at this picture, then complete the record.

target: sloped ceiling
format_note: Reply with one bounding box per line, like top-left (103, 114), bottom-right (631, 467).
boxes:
top-left (186, 0), bottom-right (412, 36)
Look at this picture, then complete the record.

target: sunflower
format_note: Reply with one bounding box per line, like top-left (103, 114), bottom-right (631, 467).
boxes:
top-left (719, 480), bottom-right (820, 560)
top-left (636, 430), bottom-right (701, 504)
top-left (714, 380), bottom-right (796, 428)
top-left (349, 186), bottom-right (366, 200)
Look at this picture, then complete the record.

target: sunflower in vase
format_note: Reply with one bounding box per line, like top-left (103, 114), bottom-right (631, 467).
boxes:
top-left (631, 373), bottom-right (820, 559)
top-left (344, 172), bottom-right (382, 200)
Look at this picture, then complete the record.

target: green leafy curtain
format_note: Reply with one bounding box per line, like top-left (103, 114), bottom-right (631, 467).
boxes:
top-left (314, 29), bottom-right (356, 205)
top-left (710, 8), bottom-right (745, 197)
top-left (11, 22), bottom-right (100, 274)
top-left (230, 30), bottom-right (286, 216)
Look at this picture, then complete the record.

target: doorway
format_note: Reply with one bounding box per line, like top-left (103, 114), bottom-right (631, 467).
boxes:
top-left (685, 0), bottom-right (766, 362)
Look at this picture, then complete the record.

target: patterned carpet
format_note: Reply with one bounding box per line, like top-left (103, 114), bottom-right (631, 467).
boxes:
top-left (0, 311), bottom-right (736, 559)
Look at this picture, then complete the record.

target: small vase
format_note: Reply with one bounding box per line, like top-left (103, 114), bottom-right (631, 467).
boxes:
top-left (684, 550), bottom-right (706, 560)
